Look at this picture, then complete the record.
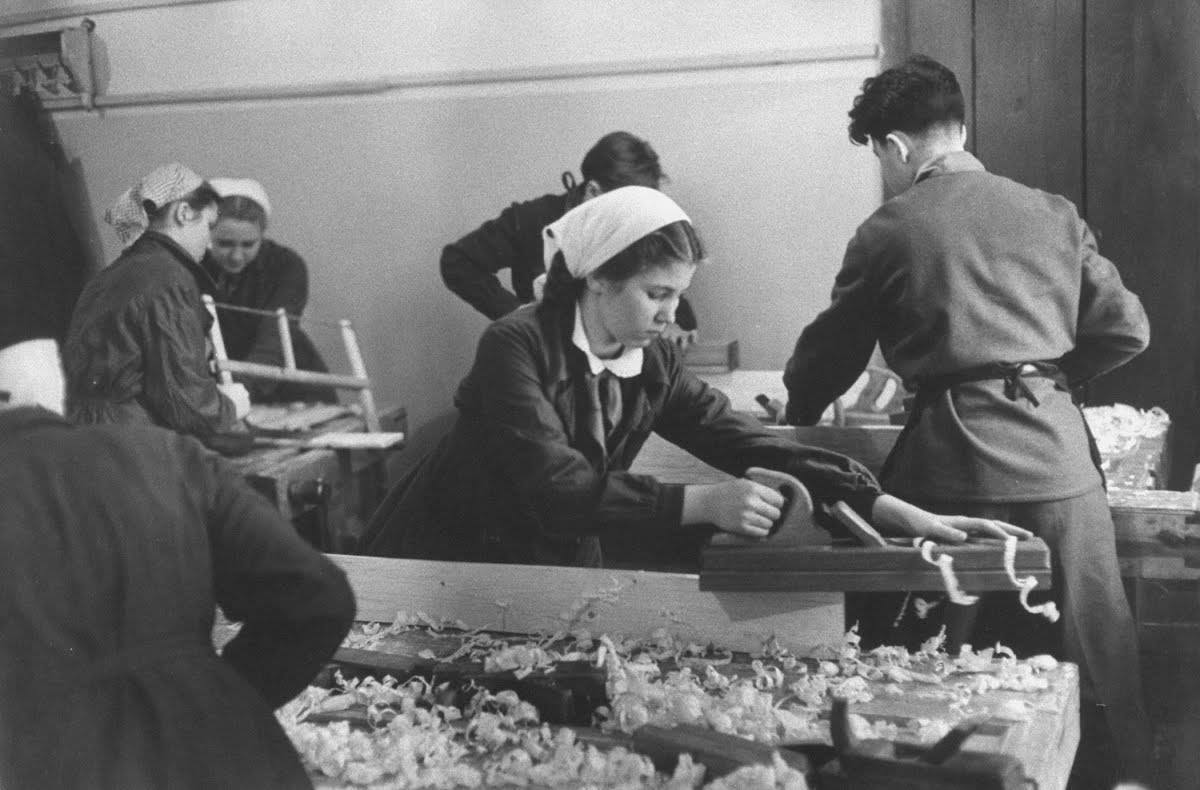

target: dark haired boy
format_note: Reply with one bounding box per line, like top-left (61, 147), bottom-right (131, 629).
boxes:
top-left (783, 55), bottom-right (1151, 784)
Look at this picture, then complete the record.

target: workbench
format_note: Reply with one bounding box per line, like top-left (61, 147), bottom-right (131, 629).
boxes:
top-left (268, 555), bottom-right (1080, 789)
top-left (225, 404), bottom-right (406, 552)
top-left (630, 417), bottom-right (1183, 786)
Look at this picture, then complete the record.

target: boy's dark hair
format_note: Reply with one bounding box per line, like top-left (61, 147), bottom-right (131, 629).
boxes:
top-left (847, 55), bottom-right (965, 146)
top-left (580, 131), bottom-right (665, 191)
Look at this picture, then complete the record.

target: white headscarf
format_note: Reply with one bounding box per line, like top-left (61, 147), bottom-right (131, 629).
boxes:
top-left (542, 185), bottom-right (691, 281)
top-left (105, 162), bottom-right (205, 247)
top-left (209, 177), bottom-right (272, 217)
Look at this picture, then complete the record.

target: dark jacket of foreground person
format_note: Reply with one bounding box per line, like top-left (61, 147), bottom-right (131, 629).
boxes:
top-left (0, 407), bottom-right (355, 789)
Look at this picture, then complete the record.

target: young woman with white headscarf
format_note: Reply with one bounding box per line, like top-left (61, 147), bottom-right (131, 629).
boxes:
top-left (363, 186), bottom-right (1026, 567)
top-left (200, 177), bottom-right (337, 404)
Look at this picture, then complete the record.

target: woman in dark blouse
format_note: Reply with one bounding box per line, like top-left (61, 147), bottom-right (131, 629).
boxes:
top-left (366, 186), bottom-right (1025, 567)
top-left (203, 178), bottom-right (336, 404)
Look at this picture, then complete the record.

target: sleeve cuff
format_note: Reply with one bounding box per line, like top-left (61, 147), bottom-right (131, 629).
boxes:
top-left (842, 489), bottom-right (880, 522)
top-left (656, 483), bottom-right (686, 530)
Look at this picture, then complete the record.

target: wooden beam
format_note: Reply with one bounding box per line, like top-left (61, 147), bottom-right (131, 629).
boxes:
top-left (328, 553), bottom-right (844, 654)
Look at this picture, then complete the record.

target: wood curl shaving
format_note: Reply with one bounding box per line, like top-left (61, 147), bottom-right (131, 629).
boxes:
top-left (915, 539), bottom-right (979, 606)
top-left (1002, 535), bottom-right (1060, 623)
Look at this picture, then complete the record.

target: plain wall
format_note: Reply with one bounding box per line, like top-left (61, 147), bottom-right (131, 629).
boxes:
top-left (18, 1), bottom-right (883, 429)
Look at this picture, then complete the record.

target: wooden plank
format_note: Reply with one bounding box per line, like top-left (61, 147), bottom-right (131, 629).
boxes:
top-left (975, 0), bottom-right (1084, 206)
top-left (327, 554), bottom-right (844, 654)
top-left (1108, 488), bottom-right (1198, 512)
top-left (1085, 0), bottom-right (1200, 490)
top-left (701, 568), bottom-right (1049, 594)
top-left (245, 403), bottom-right (352, 432)
top-left (704, 540), bottom-right (1049, 571)
top-left (683, 340), bottom-right (739, 374)
top-left (995, 663), bottom-right (1080, 790)
top-left (702, 540), bottom-right (1050, 573)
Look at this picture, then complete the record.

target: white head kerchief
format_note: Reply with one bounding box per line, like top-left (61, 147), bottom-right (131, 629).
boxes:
top-left (210, 177), bottom-right (272, 217)
top-left (542, 185), bottom-right (690, 279)
top-left (105, 162), bottom-right (205, 247)
top-left (0, 338), bottom-right (65, 415)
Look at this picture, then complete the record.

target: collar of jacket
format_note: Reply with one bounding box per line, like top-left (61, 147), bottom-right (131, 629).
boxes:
top-left (913, 149), bottom-right (986, 185)
top-left (534, 300), bottom-right (672, 388)
top-left (0, 405), bottom-right (68, 437)
top-left (134, 231), bottom-right (218, 293)
top-left (534, 300), bottom-right (671, 446)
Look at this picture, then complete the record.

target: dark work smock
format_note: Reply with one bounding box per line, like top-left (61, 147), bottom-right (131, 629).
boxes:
top-left (784, 152), bottom-right (1149, 502)
top-left (782, 151), bottom-right (1153, 779)
top-left (63, 231), bottom-right (237, 438)
top-left (440, 191), bottom-right (697, 329)
top-left (0, 408), bottom-right (355, 789)
top-left (201, 239), bottom-right (336, 403)
top-left (363, 300), bottom-right (879, 566)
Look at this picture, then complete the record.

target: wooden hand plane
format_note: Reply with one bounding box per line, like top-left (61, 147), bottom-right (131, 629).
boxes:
top-left (819, 699), bottom-right (1031, 790)
top-left (699, 469), bottom-right (1051, 593)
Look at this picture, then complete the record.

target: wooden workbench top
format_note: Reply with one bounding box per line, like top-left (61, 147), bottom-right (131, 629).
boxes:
top-left (285, 616), bottom-right (1078, 789)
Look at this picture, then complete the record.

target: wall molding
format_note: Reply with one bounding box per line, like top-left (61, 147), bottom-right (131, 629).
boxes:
top-left (0, 0), bottom-right (229, 27)
top-left (41, 43), bottom-right (879, 112)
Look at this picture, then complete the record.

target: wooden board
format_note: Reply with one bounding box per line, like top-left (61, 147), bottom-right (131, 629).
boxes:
top-left (328, 554), bottom-right (843, 654)
top-left (245, 403), bottom-right (353, 433)
top-left (1086, 0), bottom-right (1200, 490)
top-left (683, 339), bottom-right (739, 374)
top-left (701, 539), bottom-right (1052, 592)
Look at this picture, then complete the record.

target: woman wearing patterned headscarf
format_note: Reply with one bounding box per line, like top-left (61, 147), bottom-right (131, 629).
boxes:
top-left (363, 186), bottom-right (1026, 567)
top-left (63, 163), bottom-right (250, 439)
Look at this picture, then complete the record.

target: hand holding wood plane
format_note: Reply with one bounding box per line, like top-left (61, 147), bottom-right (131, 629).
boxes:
top-left (683, 472), bottom-right (1031, 544)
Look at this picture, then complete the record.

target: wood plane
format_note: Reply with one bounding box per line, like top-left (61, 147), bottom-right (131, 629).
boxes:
top-left (700, 469), bottom-right (1052, 593)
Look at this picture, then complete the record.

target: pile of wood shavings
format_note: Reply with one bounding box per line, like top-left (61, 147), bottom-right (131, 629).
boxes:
top-left (281, 623), bottom-right (1064, 789)
top-left (279, 675), bottom-right (794, 789)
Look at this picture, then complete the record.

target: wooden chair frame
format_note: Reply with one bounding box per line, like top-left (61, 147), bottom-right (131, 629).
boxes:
top-left (202, 294), bottom-right (380, 430)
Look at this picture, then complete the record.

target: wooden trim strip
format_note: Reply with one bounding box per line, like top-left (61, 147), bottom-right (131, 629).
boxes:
top-left (41, 43), bottom-right (879, 112)
top-left (0, 0), bottom-right (227, 28)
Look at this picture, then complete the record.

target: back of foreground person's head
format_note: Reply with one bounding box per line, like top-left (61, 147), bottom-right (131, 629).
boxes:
top-left (848, 55), bottom-right (965, 146)
top-left (539, 185), bottom-right (704, 306)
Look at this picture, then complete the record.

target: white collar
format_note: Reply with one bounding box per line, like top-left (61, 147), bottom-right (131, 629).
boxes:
top-left (572, 304), bottom-right (643, 378)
